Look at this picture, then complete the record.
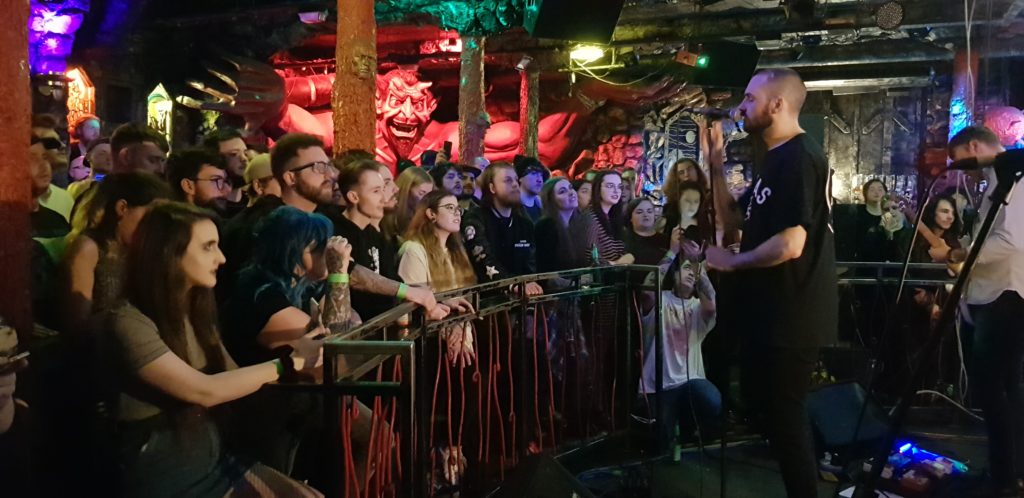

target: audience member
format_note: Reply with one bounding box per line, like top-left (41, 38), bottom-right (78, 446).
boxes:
top-left (459, 163), bottom-right (482, 206)
top-left (535, 177), bottom-right (591, 273)
top-left (624, 197), bottom-right (677, 267)
top-left (852, 179), bottom-right (905, 261)
top-left (221, 207), bottom-right (355, 473)
top-left (515, 155), bottom-right (548, 223)
top-left (68, 155), bottom-right (90, 182)
top-left (0, 322), bottom-right (31, 498)
top-left (97, 202), bottom-right (323, 497)
top-left (110, 123), bottom-right (168, 175)
top-left (242, 152), bottom-right (281, 207)
top-left (29, 139), bottom-right (71, 239)
top-left (586, 170), bottom-right (633, 265)
top-left (906, 194), bottom-right (963, 264)
top-left (68, 138), bottom-right (113, 200)
top-left (383, 166), bottom-right (433, 243)
top-left (620, 168), bottom-right (637, 204)
top-left (60, 172), bottom-right (172, 334)
top-left (166, 148), bottom-right (233, 212)
top-left (639, 257), bottom-right (720, 450)
top-left (69, 114), bottom-right (102, 163)
top-left (202, 128), bottom-right (249, 214)
top-left (32, 114), bottom-right (72, 189)
top-left (335, 159), bottom-right (446, 321)
top-left (573, 178), bottom-right (593, 209)
top-left (430, 162), bottom-right (464, 197)
top-left (461, 162), bottom-right (542, 295)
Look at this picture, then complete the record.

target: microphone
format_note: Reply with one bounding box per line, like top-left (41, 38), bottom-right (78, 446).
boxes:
top-left (683, 107), bottom-right (738, 121)
top-left (948, 148), bottom-right (1024, 171)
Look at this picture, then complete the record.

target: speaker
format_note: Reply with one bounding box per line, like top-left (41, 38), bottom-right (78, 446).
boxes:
top-left (490, 454), bottom-right (596, 498)
top-left (807, 382), bottom-right (889, 456)
top-left (523, 0), bottom-right (626, 44)
top-left (689, 41), bottom-right (762, 89)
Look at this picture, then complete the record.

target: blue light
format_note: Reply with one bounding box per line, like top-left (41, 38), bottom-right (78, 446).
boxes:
top-left (898, 442), bottom-right (913, 454)
top-left (950, 101), bottom-right (965, 115)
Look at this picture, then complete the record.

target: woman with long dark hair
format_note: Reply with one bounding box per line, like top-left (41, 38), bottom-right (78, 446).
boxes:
top-left (60, 172), bottom-right (172, 334)
top-left (98, 202), bottom-right (323, 498)
top-left (623, 197), bottom-right (678, 267)
top-left (585, 170), bottom-right (633, 265)
top-left (382, 167), bottom-right (434, 243)
top-left (536, 177), bottom-right (592, 273)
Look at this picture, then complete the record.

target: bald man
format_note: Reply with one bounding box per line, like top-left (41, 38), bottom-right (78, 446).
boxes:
top-left (706, 68), bottom-right (836, 498)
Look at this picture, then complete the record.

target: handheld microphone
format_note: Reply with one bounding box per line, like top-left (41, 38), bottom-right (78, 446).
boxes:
top-left (948, 148), bottom-right (1024, 171)
top-left (683, 107), bottom-right (738, 121)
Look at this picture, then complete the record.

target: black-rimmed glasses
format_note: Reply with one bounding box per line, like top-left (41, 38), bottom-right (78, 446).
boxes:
top-left (437, 203), bottom-right (465, 215)
top-left (291, 161), bottom-right (335, 176)
top-left (192, 176), bottom-right (232, 190)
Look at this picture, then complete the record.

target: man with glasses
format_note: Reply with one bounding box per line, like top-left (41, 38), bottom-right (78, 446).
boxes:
top-left (462, 162), bottom-right (543, 295)
top-left (166, 148), bottom-right (233, 212)
top-left (203, 128), bottom-right (250, 215)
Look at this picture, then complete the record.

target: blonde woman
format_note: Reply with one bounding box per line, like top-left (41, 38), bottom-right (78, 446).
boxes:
top-left (383, 166), bottom-right (434, 243)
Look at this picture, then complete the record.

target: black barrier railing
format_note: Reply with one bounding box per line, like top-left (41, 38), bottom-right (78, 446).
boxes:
top-left (312, 265), bottom-right (663, 498)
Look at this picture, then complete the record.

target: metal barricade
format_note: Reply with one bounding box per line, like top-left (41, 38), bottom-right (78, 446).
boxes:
top-left (317, 265), bottom-right (662, 498)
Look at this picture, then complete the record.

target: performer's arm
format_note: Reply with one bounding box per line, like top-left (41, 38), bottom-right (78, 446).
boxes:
top-left (726, 226), bottom-right (806, 270)
top-left (706, 121), bottom-right (744, 234)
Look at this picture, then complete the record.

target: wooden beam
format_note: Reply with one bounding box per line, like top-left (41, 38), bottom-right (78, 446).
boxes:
top-left (332, 0), bottom-right (377, 157)
top-left (0, 0), bottom-right (32, 340)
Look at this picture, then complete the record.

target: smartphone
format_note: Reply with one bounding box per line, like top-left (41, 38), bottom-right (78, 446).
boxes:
top-left (93, 173), bottom-right (106, 181)
top-left (443, 141), bottom-right (453, 157)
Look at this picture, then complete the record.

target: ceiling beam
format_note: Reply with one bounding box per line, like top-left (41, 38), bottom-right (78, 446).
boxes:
top-left (757, 39), bottom-right (954, 68)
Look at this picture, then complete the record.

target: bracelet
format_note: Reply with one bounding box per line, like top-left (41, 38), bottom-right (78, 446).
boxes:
top-left (327, 272), bottom-right (349, 285)
top-left (272, 359), bottom-right (285, 378)
top-left (397, 283), bottom-right (408, 301)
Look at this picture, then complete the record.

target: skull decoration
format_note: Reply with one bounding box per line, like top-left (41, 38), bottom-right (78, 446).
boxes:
top-left (375, 69), bottom-right (439, 161)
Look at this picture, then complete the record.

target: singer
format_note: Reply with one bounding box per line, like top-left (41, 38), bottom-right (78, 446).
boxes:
top-left (705, 68), bottom-right (837, 498)
top-left (947, 126), bottom-right (1024, 497)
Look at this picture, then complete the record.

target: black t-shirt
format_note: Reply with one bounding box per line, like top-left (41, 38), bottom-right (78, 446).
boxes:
top-left (737, 134), bottom-right (837, 348)
top-left (220, 268), bottom-right (295, 366)
top-left (522, 201), bottom-right (543, 223)
top-left (31, 206), bottom-right (70, 239)
top-left (332, 214), bottom-right (399, 321)
top-left (625, 231), bottom-right (670, 266)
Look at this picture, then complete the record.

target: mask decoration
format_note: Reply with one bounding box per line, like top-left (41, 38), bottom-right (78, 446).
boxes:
top-left (376, 69), bottom-right (438, 162)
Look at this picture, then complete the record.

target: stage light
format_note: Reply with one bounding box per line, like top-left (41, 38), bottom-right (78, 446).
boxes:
top-left (570, 45), bottom-right (605, 64)
top-left (876, 1), bottom-right (905, 30)
top-left (696, 54), bottom-right (710, 68)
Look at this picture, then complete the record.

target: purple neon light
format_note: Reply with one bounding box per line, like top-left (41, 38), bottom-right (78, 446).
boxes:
top-left (28, 0), bottom-right (90, 75)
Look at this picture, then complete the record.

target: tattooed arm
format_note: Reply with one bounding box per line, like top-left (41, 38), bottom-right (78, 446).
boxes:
top-left (324, 236), bottom-right (358, 333)
top-left (350, 260), bottom-right (441, 313)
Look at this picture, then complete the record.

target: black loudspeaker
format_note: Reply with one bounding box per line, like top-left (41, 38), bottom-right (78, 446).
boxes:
top-left (490, 454), bottom-right (597, 498)
top-left (523, 0), bottom-right (626, 44)
top-left (689, 41), bottom-right (762, 89)
top-left (807, 382), bottom-right (889, 456)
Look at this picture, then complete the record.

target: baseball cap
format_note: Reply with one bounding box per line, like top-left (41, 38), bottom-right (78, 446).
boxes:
top-left (243, 153), bottom-right (272, 184)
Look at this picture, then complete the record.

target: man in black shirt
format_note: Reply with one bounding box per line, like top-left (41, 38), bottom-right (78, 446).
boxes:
top-left (706, 68), bottom-right (836, 498)
top-left (334, 159), bottom-right (446, 321)
top-left (515, 156), bottom-right (548, 223)
top-left (462, 162), bottom-right (543, 295)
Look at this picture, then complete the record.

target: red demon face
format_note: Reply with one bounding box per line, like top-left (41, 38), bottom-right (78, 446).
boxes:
top-left (376, 69), bottom-right (438, 160)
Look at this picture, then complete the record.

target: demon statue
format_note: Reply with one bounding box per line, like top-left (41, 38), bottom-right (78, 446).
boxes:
top-left (180, 57), bottom-right (589, 168)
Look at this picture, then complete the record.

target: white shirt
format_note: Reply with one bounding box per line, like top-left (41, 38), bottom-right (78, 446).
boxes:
top-left (965, 167), bottom-right (1024, 305)
top-left (639, 291), bottom-right (716, 393)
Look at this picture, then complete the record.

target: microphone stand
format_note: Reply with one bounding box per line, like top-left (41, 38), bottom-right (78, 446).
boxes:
top-left (852, 152), bottom-right (1024, 498)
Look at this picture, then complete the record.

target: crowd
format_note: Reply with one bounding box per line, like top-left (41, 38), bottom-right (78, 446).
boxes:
top-left (7, 113), bottom-right (726, 497)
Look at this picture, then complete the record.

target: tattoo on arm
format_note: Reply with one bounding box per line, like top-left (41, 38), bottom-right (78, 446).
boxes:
top-left (351, 264), bottom-right (400, 296)
top-left (324, 281), bottom-right (355, 333)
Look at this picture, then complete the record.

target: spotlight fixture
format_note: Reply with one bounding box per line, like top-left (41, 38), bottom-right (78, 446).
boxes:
top-left (570, 45), bottom-right (605, 64)
top-left (876, 1), bottom-right (905, 30)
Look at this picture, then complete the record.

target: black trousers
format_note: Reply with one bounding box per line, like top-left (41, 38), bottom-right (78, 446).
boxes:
top-left (741, 344), bottom-right (819, 498)
top-left (970, 291), bottom-right (1024, 489)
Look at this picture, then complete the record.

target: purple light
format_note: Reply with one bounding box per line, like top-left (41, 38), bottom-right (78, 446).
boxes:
top-left (28, 1), bottom-right (89, 74)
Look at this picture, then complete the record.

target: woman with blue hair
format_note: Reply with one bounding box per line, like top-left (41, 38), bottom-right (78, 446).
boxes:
top-left (220, 205), bottom-right (356, 477)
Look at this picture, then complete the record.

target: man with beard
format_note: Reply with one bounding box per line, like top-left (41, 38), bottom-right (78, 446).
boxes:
top-left (218, 135), bottom-right (440, 316)
top-left (705, 68), bottom-right (836, 498)
top-left (462, 162), bottom-right (543, 295)
top-left (110, 123), bottom-right (168, 175)
top-left (203, 128), bottom-right (250, 216)
top-left (514, 156), bottom-right (548, 223)
top-left (166, 148), bottom-right (233, 212)
top-left (334, 159), bottom-right (447, 321)
top-left (29, 138), bottom-right (71, 239)
top-left (946, 126), bottom-right (1024, 497)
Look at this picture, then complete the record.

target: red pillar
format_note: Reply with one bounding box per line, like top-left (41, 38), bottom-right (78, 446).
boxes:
top-left (332, 0), bottom-right (377, 157)
top-left (0, 0), bottom-right (33, 340)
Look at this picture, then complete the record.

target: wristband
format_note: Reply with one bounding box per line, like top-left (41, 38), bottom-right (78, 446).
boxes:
top-left (665, 250), bottom-right (676, 261)
top-left (272, 359), bottom-right (285, 378)
top-left (327, 272), bottom-right (349, 285)
top-left (397, 283), bottom-right (408, 301)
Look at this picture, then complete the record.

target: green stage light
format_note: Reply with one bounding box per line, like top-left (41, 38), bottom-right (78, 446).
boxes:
top-left (696, 54), bottom-right (710, 68)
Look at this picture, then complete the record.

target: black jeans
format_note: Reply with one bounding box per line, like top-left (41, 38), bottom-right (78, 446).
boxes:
top-left (741, 344), bottom-right (819, 498)
top-left (970, 291), bottom-right (1024, 489)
